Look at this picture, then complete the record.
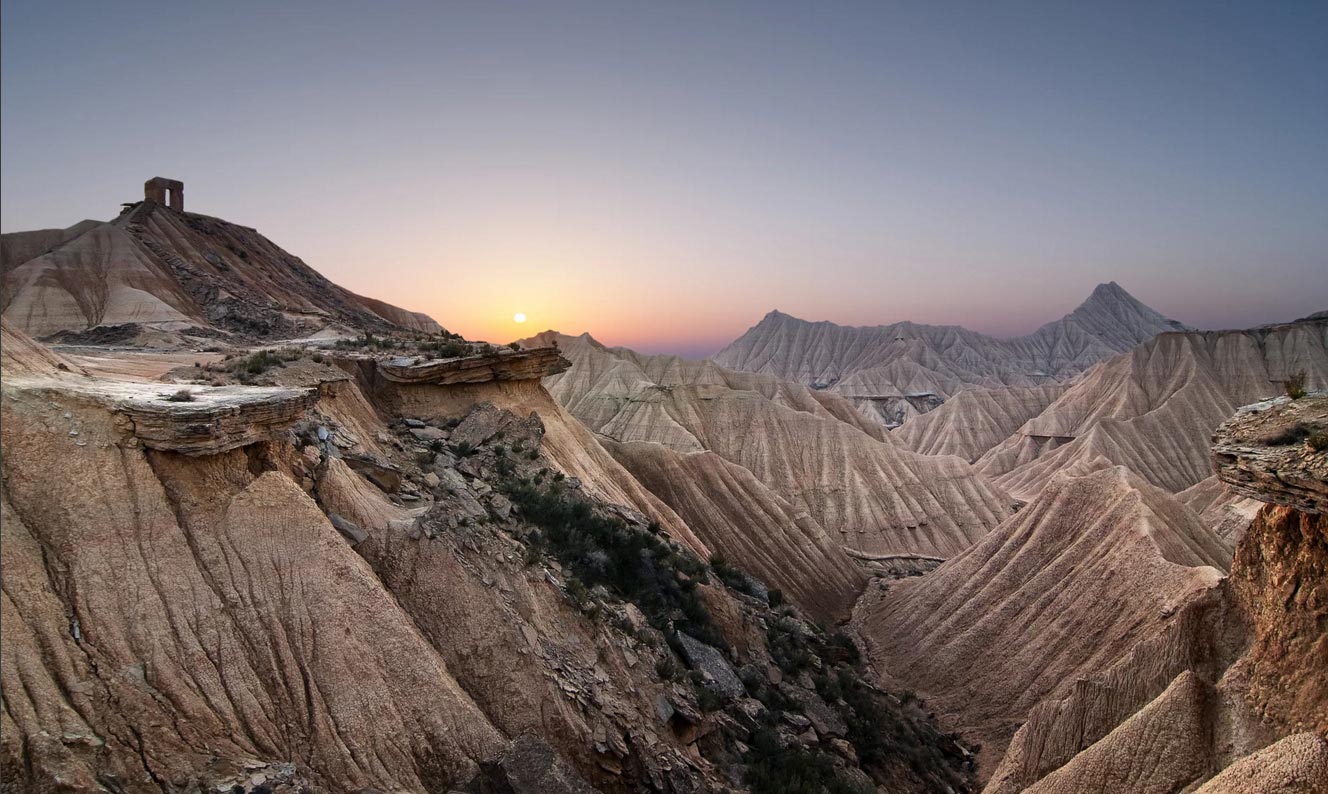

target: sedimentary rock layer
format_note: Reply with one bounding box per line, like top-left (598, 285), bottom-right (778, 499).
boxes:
top-left (896, 383), bottom-right (1066, 462)
top-left (1, 200), bottom-right (440, 338)
top-left (377, 347), bottom-right (570, 385)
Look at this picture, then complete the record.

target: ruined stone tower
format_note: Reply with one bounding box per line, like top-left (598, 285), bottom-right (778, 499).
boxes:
top-left (144, 177), bottom-right (184, 211)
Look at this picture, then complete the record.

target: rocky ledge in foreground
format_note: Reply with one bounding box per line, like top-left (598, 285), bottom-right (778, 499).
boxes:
top-left (377, 346), bottom-right (570, 385)
top-left (1213, 394), bottom-right (1327, 515)
top-left (114, 382), bottom-right (319, 454)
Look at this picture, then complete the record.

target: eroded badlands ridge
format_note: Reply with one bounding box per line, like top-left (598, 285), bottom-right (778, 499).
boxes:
top-left (854, 394), bottom-right (1328, 792)
top-left (1, 321), bottom-right (977, 793)
top-left (527, 330), bottom-right (1014, 612)
top-left (1, 195), bottom-right (439, 340)
top-left (713, 282), bottom-right (1187, 426)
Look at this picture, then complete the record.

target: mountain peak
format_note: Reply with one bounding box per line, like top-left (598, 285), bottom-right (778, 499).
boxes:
top-left (1084, 281), bottom-right (1137, 306)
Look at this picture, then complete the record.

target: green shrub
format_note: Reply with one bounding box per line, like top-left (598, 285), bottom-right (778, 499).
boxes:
top-left (497, 476), bottom-right (723, 647)
top-left (165, 388), bottom-right (195, 402)
top-left (1285, 370), bottom-right (1308, 399)
top-left (743, 728), bottom-right (870, 794)
top-left (228, 349), bottom-right (288, 376)
top-left (710, 553), bottom-right (768, 599)
top-left (1308, 432), bottom-right (1327, 452)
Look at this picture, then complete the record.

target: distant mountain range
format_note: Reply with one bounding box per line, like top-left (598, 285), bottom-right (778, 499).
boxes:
top-left (712, 282), bottom-right (1190, 426)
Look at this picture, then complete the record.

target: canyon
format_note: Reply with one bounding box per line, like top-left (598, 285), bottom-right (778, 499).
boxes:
top-left (2, 185), bottom-right (1324, 794)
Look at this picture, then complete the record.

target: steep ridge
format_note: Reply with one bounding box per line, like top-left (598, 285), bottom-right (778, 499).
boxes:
top-left (977, 318), bottom-right (1328, 500)
top-left (712, 282), bottom-right (1187, 426)
top-left (528, 331), bottom-right (1013, 572)
top-left (896, 384), bottom-right (1066, 462)
top-left (852, 466), bottom-right (1230, 776)
top-left (2, 195), bottom-right (440, 340)
top-left (856, 395), bottom-right (1328, 793)
top-left (602, 439), bottom-right (865, 620)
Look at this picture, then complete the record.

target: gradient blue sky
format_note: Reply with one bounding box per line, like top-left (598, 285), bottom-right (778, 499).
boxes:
top-left (3, 1), bottom-right (1326, 356)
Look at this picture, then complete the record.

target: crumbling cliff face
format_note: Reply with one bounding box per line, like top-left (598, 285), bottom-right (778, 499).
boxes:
top-left (1, 328), bottom-right (977, 794)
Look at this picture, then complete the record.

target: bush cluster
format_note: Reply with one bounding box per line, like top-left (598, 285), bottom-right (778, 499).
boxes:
top-left (498, 476), bottom-right (723, 647)
top-left (746, 617), bottom-right (972, 793)
top-left (226, 348), bottom-right (300, 378)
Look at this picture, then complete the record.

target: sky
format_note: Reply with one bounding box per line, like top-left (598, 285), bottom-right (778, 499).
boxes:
top-left (3, 1), bottom-right (1326, 357)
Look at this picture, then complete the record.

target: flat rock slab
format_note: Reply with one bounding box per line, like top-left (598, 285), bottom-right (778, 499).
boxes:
top-left (109, 382), bottom-right (318, 455)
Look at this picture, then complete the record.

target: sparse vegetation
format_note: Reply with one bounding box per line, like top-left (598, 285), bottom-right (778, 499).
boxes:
top-left (227, 348), bottom-right (300, 378)
top-left (744, 728), bottom-right (871, 794)
top-left (164, 389), bottom-right (195, 402)
top-left (1285, 370), bottom-right (1308, 400)
top-left (1308, 432), bottom-right (1328, 452)
top-left (710, 553), bottom-right (765, 599)
top-left (496, 475), bottom-right (723, 647)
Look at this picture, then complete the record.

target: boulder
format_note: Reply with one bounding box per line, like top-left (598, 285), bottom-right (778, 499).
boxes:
top-left (675, 633), bottom-right (744, 701)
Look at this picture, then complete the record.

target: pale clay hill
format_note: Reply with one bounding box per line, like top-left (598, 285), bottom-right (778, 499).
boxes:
top-left (854, 396), bottom-right (1328, 793)
top-left (1, 319), bottom-right (983, 794)
top-left (712, 282), bottom-right (1189, 426)
top-left (1, 188), bottom-right (440, 342)
top-left (524, 331), bottom-right (1013, 585)
top-left (975, 317), bottom-right (1328, 500)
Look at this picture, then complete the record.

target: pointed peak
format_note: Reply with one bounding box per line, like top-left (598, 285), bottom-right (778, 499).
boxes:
top-left (1086, 281), bottom-right (1135, 303)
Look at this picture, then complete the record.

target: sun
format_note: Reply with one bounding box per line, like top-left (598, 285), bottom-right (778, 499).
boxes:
top-left (513, 312), bottom-right (527, 324)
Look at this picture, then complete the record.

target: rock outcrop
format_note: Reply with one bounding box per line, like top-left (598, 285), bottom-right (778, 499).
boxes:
top-left (377, 346), bottom-right (570, 385)
top-left (712, 282), bottom-right (1187, 426)
top-left (116, 384), bottom-right (319, 454)
top-left (1212, 394), bottom-right (1327, 514)
top-left (855, 395), bottom-right (1328, 793)
top-left (1, 324), bottom-right (982, 793)
top-left (896, 383), bottom-right (1066, 462)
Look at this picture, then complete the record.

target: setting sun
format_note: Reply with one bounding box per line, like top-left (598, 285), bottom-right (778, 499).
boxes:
top-left (513, 312), bottom-right (527, 324)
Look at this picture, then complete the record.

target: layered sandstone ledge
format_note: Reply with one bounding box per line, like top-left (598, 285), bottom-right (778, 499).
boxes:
top-left (377, 347), bottom-right (570, 385)
top-left (7, 379), bottom-right (324, 455)
top-left (113, 384), bottom-right (318, 454)
top-left (1213, 394), bottom-right (1327, 515)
